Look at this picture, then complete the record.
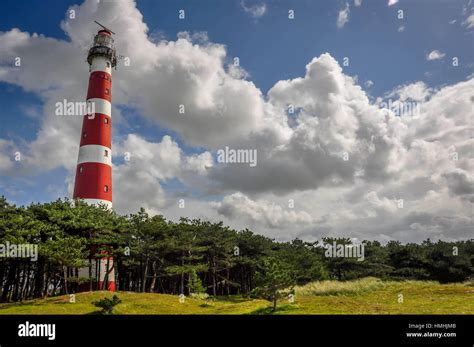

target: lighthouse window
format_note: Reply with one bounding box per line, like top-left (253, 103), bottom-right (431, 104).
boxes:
top-left (105, 88), bottom-right (110, 95)
top-left (82, 132), bottom-right (87, 138)
top-left (104, 149), bottom-right (109, 157)
top-left (79, 166), bottom-right (83, 173)
top-left (104, 118), bottom-right (109, 124)
top-left (106, 62), bottom-right (111, 68)
top-left (104, 185), bottom-right (109, 192)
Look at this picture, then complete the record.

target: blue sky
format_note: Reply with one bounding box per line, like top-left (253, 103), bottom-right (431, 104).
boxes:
top-left (0, 0), bottom-right (472, 241)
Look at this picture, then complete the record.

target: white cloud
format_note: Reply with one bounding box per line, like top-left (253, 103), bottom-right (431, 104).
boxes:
top-left (388, 0), bottom-right (399, 6)
top-left (337, 3), bottom-right (350, 29)
top-left (354, 0), bottom-right (362, 7)
top-left (241, 1), bottom-right (267, 18)
top-left (213, 192), bottom-right (318, 230)
top-left (364, 191), bottom-right (399, 214)
top-left (211, 53), bottom-right (408, 194)
top-left (384, 81), bottom-right (433, 102)
top-left (427, 50), bottom-right (446, 61)
top-left (462, 14), bottom-right (474, 28)
top-left (210, 69), bottom-right (473, 241)
top-left (0, 139), bottom-right (16, 173)
top-left (110, 134), bottom-right (214, 215)
top-left (398, 25), bottom-right (405, 32)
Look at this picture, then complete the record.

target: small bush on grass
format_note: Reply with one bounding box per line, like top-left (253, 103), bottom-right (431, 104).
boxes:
top-left (92, 295), bottom-right (122, 315)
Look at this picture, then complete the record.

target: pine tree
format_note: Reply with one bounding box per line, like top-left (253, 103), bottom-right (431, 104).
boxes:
top-left (253, 257), bottom-right (296, 312)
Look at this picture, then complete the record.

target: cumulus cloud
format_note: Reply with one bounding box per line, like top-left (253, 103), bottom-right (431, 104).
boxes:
top-left (213, 192), bottom-right (318, 230)
top-left (427, 50), bottom-right (446, 61)
top-left (383, 81), bottom-right (433, 102)
top-left (211, 71), bottom-right (473, 241)
top-left (211, 53), bottom-right (407, 194)
top-left (443, 170), bottom-right (474, 202)
top-left (111, 134), bottom-right (213, 214)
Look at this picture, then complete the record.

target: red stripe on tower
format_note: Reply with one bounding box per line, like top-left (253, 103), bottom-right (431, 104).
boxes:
top-left (73, 24), bottom-right (118, 292)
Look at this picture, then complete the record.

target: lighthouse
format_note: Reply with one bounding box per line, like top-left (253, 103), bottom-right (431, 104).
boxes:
top-left (73, 22), bottom-right (117, 291)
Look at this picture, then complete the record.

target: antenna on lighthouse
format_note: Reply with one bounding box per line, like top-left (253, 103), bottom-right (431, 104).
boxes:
top-left (94, 20), bottom-right (116, 35)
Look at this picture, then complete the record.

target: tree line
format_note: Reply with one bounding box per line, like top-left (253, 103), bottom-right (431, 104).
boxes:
top-left (0, 197), bottom-right (472, 302)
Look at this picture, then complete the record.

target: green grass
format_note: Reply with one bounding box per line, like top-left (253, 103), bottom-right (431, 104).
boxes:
top-left (287, 278), bottom-right (474, 314)
top-left (294, 277), bottom-right (387, 296)
top-left (1, 278), bottom-right (473, 315)
top-left (0, 292), bottom-right (268, 315)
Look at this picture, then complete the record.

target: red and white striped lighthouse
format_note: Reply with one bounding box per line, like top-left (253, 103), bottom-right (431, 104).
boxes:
top-left (73, 22), bottom-right (117, 291)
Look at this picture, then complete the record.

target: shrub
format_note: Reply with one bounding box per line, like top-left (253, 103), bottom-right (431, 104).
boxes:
top-left (92, 295), bottom-right (122, 314)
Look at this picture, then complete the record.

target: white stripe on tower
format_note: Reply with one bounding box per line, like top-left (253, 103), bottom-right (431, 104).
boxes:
top-left (82, 198), bottom-right (113, 209)
top-left (87, 98), bottom-right (112, 118)
top-left (77, 145), bottom-right (112, 166)
top-left (90, 56), bottom-right (113, 74)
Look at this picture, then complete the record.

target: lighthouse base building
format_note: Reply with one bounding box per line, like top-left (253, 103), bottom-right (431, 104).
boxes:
top-left (74, 24), bottom-right (117, 292)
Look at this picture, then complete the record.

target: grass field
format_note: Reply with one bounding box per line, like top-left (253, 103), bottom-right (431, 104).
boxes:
top-left (1, 278), bottom-right (473, 314)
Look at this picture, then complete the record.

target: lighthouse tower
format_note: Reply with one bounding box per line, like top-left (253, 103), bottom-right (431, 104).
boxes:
top-left (73, 22), bottom-right (117, 291)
